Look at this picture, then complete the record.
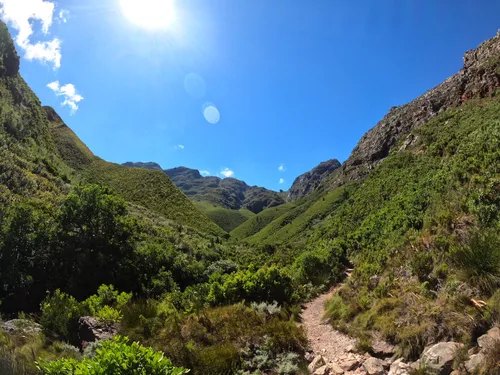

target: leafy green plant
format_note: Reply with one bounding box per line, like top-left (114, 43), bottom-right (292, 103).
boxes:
top-left (40, 290), bottom-right (85, 343)
top-left (37, 336), bottom-right (189, 375)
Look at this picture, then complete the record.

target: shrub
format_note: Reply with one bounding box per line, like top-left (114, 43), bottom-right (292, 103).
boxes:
top-left (40, 290), bottom-right (84, 343)
top-left (454, 229), bottom-right (500, 294)
top-left (37, 336), bottom-right (189, 375)
top-left (83, 284), bottom-right (132, 325)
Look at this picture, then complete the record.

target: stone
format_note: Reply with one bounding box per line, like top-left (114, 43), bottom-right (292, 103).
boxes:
top-left (419, 342), bottom-right (464, 375)
top-left (371, 341), bottom-right (396, 358)
top-left (388, 359), bottom-right (410, 375)
top-left (340, 359), bottom-right (361, 371)
top-left (78, 316), bottom-right (118, 344)
top-left (477, 326), bottom-right (500, 350)
top-left (305, 352), bottom-right (316, 362)
top-left (330, 362), bottom-right (345, 375)
top-left (363, 357), bottom-right (386, 375)
top-left (465, 353), bottom-right (485, 373)
top-left (1, 319), bottom-right (42, 334)
top-left (308, 355), bottom-right (326, 373)
top-left (314, 365), bottom-right (331, 375)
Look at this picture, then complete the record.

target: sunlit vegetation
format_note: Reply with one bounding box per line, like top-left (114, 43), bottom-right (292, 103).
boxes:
top-left (1, 18), bottom-right (500, 375)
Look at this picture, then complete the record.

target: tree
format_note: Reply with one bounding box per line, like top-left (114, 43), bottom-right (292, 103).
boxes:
top-left (55, 185), bottom-right (138, 299)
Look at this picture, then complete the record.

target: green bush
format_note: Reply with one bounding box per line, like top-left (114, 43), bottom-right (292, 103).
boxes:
top-left (40, 290), bottom-right (85, 343)
top-left (37, 336), bottom-right (188, 375)
top-left (83, 284), bottom-right (132, 325)
top-left (454, 229), bottom-right (500, 294)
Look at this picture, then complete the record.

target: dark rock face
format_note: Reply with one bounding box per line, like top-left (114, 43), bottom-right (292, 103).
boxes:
top-left (0, 21), bottom-right (20, 77)
top-left (287, 159), bottom-right (341, 201)
top-left (43, 106), bottom-right (64, 124)
top-left (340, 31), bottom-right (500, 184)
top-left (122, 164), bottom-right (285, 213)
top-left (78, 316), bottom-right (118, 344)
top-left (123, 161), bottom-right (163, 171)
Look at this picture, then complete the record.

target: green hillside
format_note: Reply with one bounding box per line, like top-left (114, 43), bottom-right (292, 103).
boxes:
top-left (230, 201), bottom-right (296, 239)
top-left (48, 117), bottom-right (225, 237)
top-left (194, 200), bottom-right (255, 232)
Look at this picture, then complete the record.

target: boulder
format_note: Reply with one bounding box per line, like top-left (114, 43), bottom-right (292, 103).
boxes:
top-left (388, 359), bottom-right (410, 375)
top-left (371, 341), bottom-right (396, 358)
top-left (1, 319), bottom-right (42, 334)
top-left (306, 352), bottom-right (316, 362)
top-left (330, 362), bottom-right (345, 375)
top-left (477, 326), bottom-right (500, 350)
top-left (78, 316), bottom-right (118, 344)
top-left (363, 357), bottom-right (386, 375)
top-left (465, 353), bottom-right (485, 374)
top-left (340, 359), bottom-right (361, 371)
top-left (314, 365), bottom-right (331, 375)
top-left (419, 342), bottom-right (464, 375)
top-left (309, 355), bottom-right (326, 373)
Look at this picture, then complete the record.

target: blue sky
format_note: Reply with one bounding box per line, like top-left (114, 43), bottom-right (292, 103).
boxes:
top-left (2, 0), bottom-right (500, 191)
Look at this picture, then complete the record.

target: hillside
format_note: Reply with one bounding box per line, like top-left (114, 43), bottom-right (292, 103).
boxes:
top-left (48, 117), bottom-right (225, 237)
top-left (233, 30), bottom-right (500, 366)
top-left (1, 15), bottom-right (500, 375)
top-left (287, 159), bottom-right (341, 201)
top-left (124, 163), bottom-right (285, 213)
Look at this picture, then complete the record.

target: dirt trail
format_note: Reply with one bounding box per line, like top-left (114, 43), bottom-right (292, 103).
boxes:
top-left (301, 286), bottom-right (367, 372)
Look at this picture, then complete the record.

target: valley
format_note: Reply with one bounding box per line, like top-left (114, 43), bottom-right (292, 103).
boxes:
top-left (0, 15), bottom-right (499, 375)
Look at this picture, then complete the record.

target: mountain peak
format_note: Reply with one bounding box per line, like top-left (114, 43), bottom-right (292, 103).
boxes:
top-left (287, 159), bottom-right (341, 201)
top-left (0, 21), bottom-right (19, 77)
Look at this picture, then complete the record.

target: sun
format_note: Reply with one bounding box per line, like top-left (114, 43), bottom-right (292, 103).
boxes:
top-left (120, 0), bottom-right (176, 30)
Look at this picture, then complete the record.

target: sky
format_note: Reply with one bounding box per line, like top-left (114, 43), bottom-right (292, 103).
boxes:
top-left (1, 0), bottom-right (500, 191)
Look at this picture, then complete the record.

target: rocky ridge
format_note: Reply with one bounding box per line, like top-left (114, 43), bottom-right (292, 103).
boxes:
top-left (123, 163), bottom-right (285, 213)
top-left (287, 159), bottom-right (341, 202)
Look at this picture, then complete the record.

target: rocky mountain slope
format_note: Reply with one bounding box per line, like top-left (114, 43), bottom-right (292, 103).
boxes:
top-left (287, 159), bottom-right (341, 201)
top-left (123, 163), bottom-right (285, 213)
top-left (334, 30), bottom-right (500, 186)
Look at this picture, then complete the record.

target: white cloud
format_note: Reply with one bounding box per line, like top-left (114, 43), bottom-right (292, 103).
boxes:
top-left (279, 178), bottom-right (285, 184)
top-left (47, 81), bottom-right (84, 114)
top-left (220, 168), bottom-right (234, 178)
top-left (278, 164), bottom-right (286, 172)
top-left (58, 9), bottom-right (68, 23)
top-left (178, 144), bottom-right (185, 149)
top-left (0, 0), bottom-right (62, 69)
top-left (200, 170), bottom-right (210, 176)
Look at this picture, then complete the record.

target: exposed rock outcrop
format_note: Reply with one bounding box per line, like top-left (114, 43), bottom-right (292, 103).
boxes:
top-left (333, 30), bottom-right (500, 187)
top-left (416, 342), bottom-right (464, 375)
top-left (1, 319), bottom-right (42, 334)
top-left (78, 316), bottom-right (118, 345)
top-left (287, 159), bottom-right (341, 201)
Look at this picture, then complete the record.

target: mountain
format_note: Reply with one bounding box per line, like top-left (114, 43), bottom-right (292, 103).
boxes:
top-left (47, 117), bottom-right (225, 237)
top-left (124, 163), bottom-right (285, 214)
top-left (287, 159), bottom-right (341, 201)
top-left (2, 17), bottom-right (500, 375)
top-left (230, 30), bottom-right (500, 364)
top-left (122, 163), bottom-right (285, 231)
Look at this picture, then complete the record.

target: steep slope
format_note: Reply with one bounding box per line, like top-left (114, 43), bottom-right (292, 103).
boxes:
top-left (194, 201), bottom-right (255, 232)
top-left (0, 22), bottom-right (71, 207)
top-left (287, 159), bottom-right (341, 201)
top-left (332, 30), bottom-right (500, 187)
top-left (242, 31), bottom-right (500, 245)
top-left (47, 111), bottom-right (226, 237)
top-left (124, 163), bottom-right (285, 213)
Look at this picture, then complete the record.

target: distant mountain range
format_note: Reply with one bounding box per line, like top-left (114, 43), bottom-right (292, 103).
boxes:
top-left (122, 163), bottom-right (286, 214)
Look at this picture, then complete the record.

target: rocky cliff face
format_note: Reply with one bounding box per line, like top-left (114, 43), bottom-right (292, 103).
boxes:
top-left (123, 164), bottom-right (285, 213)
top-left (287, 159), bottom-right (341, 201)
top-left (338, 31), bottom-right (500, 184)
